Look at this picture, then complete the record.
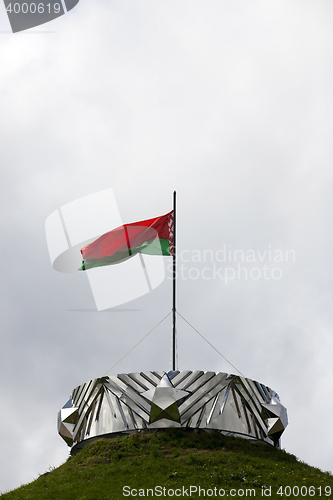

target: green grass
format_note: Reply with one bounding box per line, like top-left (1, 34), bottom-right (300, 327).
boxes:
top-left (1, 429), bottom-right (332, 499)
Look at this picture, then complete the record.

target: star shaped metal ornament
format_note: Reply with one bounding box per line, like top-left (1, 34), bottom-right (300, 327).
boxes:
top-left (142, 374), bottom-right (189, 424)
top-left (261, 395), bottom-right (288, 444)
top-left (57, 399), bottom-right (79, 446)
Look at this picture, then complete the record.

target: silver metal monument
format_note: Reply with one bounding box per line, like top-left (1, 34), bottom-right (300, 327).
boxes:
top-left (58, 370), bottom-right (288, 451)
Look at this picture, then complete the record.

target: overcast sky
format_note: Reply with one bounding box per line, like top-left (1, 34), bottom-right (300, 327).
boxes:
top-left (0, 0), bottom-right (333, 493)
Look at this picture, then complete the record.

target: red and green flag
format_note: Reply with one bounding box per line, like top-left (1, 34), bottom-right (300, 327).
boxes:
top-left (79, 211), bottom-right (174, 271)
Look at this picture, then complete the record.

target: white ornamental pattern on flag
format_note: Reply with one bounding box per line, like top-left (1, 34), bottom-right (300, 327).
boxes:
top-left (168, 212), bottom-right (174, 256)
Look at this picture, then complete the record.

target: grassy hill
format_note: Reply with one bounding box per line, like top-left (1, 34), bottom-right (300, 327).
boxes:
top-left (1, 429), bottom-right (332, 499)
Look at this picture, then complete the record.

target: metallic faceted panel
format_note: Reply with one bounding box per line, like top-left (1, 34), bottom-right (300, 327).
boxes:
top-left (150, 401), bottom-right (180, 423)
top-left (58, 371), bottom-right (288, 450)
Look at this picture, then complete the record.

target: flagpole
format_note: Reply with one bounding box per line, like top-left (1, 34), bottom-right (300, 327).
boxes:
top-left (172, 190), bottom-right (176, 371)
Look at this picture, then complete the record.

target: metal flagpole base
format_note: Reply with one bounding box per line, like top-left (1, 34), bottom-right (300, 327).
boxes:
top-left (58, 370), bottom-right (288, 452)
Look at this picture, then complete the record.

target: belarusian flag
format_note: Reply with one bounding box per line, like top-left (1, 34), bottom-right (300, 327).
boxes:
top-left (79, 211), bottom-right (174, 271)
